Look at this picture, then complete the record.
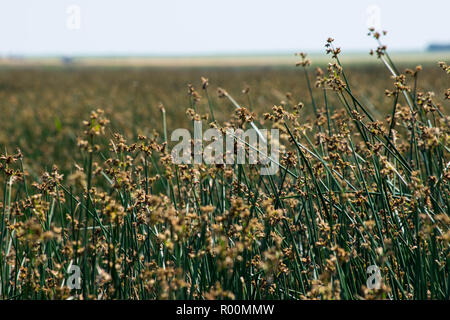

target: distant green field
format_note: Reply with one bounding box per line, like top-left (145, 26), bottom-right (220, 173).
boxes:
top-left (0, 51), bottom-right (448, 68)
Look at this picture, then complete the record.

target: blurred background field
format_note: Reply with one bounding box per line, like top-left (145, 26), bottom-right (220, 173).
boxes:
top-left (0, 53), bottom-right (448, 180)
top-left (0, 51), bottom-right (447, 67)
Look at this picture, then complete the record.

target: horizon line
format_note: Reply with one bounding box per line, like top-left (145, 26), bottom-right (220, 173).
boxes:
top-left (1, 48), bottom-right (445, 59)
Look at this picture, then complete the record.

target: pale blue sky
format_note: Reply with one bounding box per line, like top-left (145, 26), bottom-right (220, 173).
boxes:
top-left (0, 0), bottom-right (448, 56)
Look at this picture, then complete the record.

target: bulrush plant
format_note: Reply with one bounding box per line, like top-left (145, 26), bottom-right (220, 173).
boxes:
top-left (0, 32), bottom-right (449, 300)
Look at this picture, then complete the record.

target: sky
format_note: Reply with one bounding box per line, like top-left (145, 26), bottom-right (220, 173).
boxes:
top-left (0, 0), bottom-right (448, 56)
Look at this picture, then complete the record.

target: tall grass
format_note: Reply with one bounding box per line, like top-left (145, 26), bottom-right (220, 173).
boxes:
top-left (0, 33), bottom-right (448, 300)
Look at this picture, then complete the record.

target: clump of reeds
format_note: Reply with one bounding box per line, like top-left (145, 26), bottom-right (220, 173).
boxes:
top-left (0, 31), bottom-right (448, 300)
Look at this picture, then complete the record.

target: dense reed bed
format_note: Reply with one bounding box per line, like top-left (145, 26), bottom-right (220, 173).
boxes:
top-left (0, 33), bottom-right (449, 299)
